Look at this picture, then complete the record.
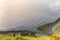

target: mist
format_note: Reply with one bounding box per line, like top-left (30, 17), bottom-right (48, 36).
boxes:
top-left (0, 0), bottom-right (60, 31)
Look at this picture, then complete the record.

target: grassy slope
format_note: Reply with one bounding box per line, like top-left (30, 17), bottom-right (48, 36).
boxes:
top-left (56, 26), bottom-right (60, 34)
top-left (0, 35), bottom-right (50, 40)
top-left (37, 18), bottom-right (60, 35)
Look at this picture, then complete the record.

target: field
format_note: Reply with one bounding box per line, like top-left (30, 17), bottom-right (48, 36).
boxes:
top-left (0, 34), bottom-right (60, 40)
top-left (0, 32), bottom-right (60, 40)
top-left (0, 34), bottom-right (51, 40)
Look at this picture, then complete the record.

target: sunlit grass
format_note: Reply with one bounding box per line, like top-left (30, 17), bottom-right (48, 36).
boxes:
top-left (56, 26), bottom-right (60, 34)
top-left (0, 34), bottom-right (60, 40)
top-left (0, 34), bottom-right (50, 40)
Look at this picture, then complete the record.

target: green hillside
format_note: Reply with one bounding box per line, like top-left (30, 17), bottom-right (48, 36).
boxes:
top-left (37, 18), bottom-right (60, 35)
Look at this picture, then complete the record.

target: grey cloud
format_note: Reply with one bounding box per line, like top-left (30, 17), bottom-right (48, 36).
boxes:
top-left (0, 0), bottom-right (60, 31)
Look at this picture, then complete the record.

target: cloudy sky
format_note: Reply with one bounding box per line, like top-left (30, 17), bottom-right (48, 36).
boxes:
top-left (0, 0), bottom-right (60, 31)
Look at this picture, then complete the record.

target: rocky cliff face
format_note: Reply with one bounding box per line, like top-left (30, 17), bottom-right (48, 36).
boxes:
top-left (0, 0), bottom-right (60, 31)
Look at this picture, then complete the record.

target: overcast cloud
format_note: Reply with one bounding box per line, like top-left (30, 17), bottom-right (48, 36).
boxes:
top-left (0, 0), bottom-right (60, 31)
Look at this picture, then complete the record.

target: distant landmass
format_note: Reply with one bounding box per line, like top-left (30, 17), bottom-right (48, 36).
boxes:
top-left (37, 17), bottom-right (60, 35)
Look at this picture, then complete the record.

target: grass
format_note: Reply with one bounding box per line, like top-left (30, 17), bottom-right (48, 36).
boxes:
top-left (56, 26), bottom-right (60, 34)
top-left (0, 34), bottom-right (50, 40)
top-left (0, 32), bottom-right (60, 40)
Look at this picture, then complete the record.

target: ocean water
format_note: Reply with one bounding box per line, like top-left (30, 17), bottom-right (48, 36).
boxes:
top-left (0, 0), bottom-right (60, 31)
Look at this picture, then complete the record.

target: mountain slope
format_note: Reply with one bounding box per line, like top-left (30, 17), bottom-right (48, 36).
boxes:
top-left (37, 17), bottom-right (60, 35)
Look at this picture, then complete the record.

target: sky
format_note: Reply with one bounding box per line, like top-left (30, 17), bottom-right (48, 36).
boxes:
top-left (0, 0), bottom-right (60, 31)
